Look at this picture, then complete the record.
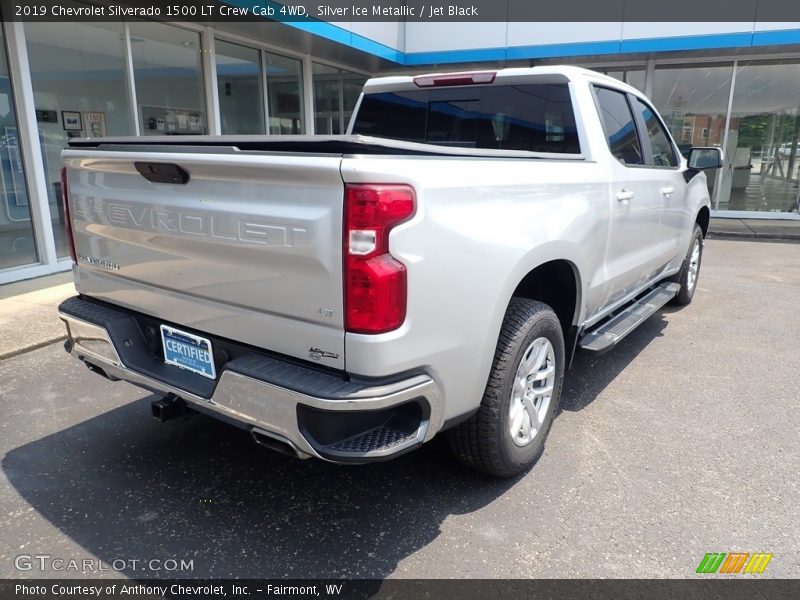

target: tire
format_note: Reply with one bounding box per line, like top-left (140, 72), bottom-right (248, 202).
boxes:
top-left (447, 299), bottom-right (565, 478)
top-left (669, 224), bottom-right (704, 306)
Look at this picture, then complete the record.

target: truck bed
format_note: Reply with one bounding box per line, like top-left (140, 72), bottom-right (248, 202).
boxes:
top-left (68, 134), bottom-right (585, 160)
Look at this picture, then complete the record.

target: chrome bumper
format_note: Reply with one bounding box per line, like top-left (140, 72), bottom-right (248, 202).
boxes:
top-left (59, 300), bottom-right (443, 463)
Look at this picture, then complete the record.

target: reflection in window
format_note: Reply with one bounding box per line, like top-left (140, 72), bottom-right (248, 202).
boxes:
top-left (313, 63), bottom-right (341, 134)
top-left (601, 68), bottom-right (646, 93)
top-left (265, 52), bottom-right (303, 134)
top-left (25, 18), bottom-right (132, 259)
top-left (129, 21), bottom-right (207, 136)
top-left (651, 63), bottom-right (732, 155)
top-left (216, 40), bottom-right (264, 134)
top-left (651, 63), bottom-right (733, 201)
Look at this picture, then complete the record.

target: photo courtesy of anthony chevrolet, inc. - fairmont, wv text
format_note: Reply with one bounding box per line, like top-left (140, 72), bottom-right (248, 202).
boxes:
top-left (0, 0), bottom-right (799, 598)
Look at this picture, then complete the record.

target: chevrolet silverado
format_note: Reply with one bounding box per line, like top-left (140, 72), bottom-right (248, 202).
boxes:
top-left (57, 66), bottom-right (721, 477)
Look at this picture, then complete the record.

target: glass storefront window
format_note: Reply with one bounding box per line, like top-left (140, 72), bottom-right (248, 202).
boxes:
top-left (719, 60), bottom-right (800, 213)
top-left (216, 40), bottom-right (264, 135)
top-left (25, 19), bottom-right (131, 259)
top-left (129, 21), bottom-right (206, 136)
top-left (652, 63), bottom-right (734, 201)
top-left (313, 63), bottom-right (341, 134)
top-left (602, 68), bottom-right (646, 93)
top-left (313, 63), bottom-right (367, 134)
top-left (342, 70), bottom-right (367, 130)
top-left (0, 27), bottom-right (37, 269)
top-left (652, 63), bottom-right (733, 152)
top-left (652, 63), bottom-right (733, 155)
top-left (265, 52), bottom-right (303, 134)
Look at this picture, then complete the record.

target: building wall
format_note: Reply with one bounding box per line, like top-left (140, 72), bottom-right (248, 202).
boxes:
top-left (3, 14), bottom-right (800, 283)
top-left (296, 19), bottom-right (800, 65)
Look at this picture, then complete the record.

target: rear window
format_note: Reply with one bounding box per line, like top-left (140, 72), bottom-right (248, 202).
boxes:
top-left (352, 83), bottom-right (580, 154)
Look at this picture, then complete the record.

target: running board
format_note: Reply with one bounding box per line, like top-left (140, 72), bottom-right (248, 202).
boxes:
top-left (578, 283), bottom-right (680, 355)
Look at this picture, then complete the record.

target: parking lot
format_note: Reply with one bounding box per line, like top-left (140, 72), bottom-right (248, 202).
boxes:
top-left (1, 238), bottom-right (798, 579)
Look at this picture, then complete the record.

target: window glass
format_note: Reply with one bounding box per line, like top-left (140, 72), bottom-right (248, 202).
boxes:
top-left (25, 17), bottom-right (131, 258)
top-left (594, 87), bottom-right (643, 165)
top-left (601, 68), bottom-right (646, 93)
top-left (216, 40), bottom-right (264, 134)
top-left (719, 60), bottom-right (800, 213)
top-left (265, 52), bottom-right (303, 134)
top-left (342, 70), bottom-right (367, 131)
top-left (635, 98), bottom-right (677, 167)
top-left (353, 83), bottom-right (580, 153)
top-left (351, 91), bottom-right (427, 142)
top-left (651, 63), bottom-right (732, 157)
top-left (313, 63), bottom-right (340, 134)
top-left (0, 26), bottom-right (38, 268)
top-left (313, 64), bottom-right (367, 134)
top-left (129, 21), bottom-right (207, 136)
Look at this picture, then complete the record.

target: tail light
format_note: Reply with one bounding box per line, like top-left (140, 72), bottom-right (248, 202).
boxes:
top-left (61, 166), bottom-right (77, 263)
top-left (344, 184), bottom-right (415, 334)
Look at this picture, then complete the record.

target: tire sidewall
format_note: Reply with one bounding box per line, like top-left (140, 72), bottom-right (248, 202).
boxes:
top-left (496, 310), bottom-right (565, 472)
top-left (680, 226), bottom-right (704, 302)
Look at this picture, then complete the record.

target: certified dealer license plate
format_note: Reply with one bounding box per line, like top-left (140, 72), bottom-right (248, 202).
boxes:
top-left (160, 324), bottom-right (217, 380)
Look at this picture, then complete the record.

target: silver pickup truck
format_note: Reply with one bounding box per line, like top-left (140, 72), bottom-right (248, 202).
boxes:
top-left (58, 66), bottom-right (721, 477)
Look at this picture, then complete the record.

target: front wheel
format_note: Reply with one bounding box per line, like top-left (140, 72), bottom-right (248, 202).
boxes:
top-left (670, 224), bottom-right (704, 306)
top-left (447, 299), bottom-right (565, 478)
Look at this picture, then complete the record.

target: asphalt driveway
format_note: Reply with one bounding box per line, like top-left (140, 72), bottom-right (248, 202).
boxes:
top-left (1, 238), bottom-right (798, 579)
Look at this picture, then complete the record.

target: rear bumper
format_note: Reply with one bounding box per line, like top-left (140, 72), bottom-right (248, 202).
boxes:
top-left (58, 296), bottom-right (443, 463)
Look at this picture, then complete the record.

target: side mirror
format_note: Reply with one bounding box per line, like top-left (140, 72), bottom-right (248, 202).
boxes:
top-left (687, 147), bottom-right (723, 170)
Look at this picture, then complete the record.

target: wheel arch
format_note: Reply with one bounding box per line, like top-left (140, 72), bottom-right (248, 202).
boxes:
top-left (507, 257), bottom-right (583, 366)
top-left (696, 205), bottom-right (710, 237)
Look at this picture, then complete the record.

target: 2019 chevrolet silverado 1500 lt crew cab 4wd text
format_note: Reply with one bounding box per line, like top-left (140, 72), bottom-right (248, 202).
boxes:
top-left (57, 66), bottom-right (721, 477)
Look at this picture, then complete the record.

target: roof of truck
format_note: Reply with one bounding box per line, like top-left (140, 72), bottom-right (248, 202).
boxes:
top-left (363, 65), bottom-right (641, 97)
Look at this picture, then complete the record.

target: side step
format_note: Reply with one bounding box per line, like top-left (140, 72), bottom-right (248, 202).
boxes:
top-left (578, 283), bottom-right (680, 355)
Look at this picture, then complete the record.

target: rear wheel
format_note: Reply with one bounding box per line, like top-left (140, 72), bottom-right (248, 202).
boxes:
top-left (447, 299), bottom-right (565, 478)
top-left (670, 224), bottom-right (704, 306)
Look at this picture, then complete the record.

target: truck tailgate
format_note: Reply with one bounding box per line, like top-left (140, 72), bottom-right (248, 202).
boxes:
top-left (63, 149), bottom-right (345, 369)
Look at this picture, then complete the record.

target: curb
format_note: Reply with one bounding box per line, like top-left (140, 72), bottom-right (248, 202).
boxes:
top-left (708, 232), bottom-right (800, 243)
top-left (0, 336), bottom-right (67, 361)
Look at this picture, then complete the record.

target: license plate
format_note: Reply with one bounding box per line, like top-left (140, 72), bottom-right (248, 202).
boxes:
top-left (160, 325), bottom-right (217, 380)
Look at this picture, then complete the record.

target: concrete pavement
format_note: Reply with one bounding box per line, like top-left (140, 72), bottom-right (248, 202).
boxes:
top-left (0, 272), bottom-right (75, 360)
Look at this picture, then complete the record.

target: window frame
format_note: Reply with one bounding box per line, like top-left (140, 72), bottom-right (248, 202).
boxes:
top-left (629, 94), bottom-right (680, 171)
top-left (591, 84), bottom-right (647, 168)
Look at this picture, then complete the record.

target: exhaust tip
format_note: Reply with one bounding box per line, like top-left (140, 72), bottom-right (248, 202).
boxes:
top-left (251, 428), bottom-right (310, 460)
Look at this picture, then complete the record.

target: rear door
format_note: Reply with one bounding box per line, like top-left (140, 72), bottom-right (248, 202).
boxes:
top-left (630, 95), bottom-right (689, 261)
top-left (63, 148), bottom-right (346, 369)
top-left (592, 85), bottom-right (671, 309)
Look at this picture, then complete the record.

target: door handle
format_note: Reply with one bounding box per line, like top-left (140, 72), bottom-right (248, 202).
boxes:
top-left (661, 186), bottom-right (675, 198)
top-left (616, 189), bottom-right (635, 201)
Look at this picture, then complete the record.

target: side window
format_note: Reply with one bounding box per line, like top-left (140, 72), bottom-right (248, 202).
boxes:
top-left (593, 86), bottom-right (643, 166)
top-left (634, 98), bottom-right (678, 167)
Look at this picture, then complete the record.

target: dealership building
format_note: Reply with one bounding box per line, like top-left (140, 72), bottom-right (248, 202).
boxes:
top-left (1, 5), bottom-right (800, 283)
